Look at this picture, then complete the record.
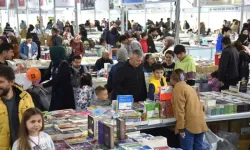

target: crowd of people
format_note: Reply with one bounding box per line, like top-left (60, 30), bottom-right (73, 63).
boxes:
top-left (0, 15), bottom-right (250, 149)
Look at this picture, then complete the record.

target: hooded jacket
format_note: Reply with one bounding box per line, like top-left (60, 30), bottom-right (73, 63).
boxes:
top-left (0, 84), bottom-right (34, 150)
top-left (174, 55), bottom-right (196, 80)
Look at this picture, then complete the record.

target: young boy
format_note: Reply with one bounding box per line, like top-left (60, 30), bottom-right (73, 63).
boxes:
top-left (148, 64), bottom-right (167, 101)
top-left (91, 86), bottom-right (111, 106)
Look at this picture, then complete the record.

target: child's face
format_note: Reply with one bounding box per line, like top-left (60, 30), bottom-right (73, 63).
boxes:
top-left (26, 114), bottom-right (43, 135)
top-left (97, 90), bottom-right (108, 100)
top-left (153, 69), bottom-right (164, 80)
top-left (165, 54), bottom-right (173, 63)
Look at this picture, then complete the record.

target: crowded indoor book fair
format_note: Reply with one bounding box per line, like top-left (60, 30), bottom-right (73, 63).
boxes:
top-left (1, 0), bottom-right (250, 149)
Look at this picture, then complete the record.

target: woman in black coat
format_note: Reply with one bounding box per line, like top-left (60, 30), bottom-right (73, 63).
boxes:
top-left (38, 46), bottom-right (75, 111)
top-left (233, 34), bottom-right (250, 82)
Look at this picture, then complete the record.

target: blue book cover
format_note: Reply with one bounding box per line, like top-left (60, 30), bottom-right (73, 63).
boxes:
top-left (117, 95), bottom-right (134, 110)
top-left (98, 121), bottom-right (105, 144)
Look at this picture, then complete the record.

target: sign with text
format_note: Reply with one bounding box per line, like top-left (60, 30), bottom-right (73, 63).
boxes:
top-left (27, 0), bottom-right (44, 9)
top-left (200, 0), bottom-right (242, 5)
top-left (81, 0), bottom-right (95, 10)
top-left (55, 0), bottom-right (75, 7)
top-left (122, 0), bottom-right (144, 4)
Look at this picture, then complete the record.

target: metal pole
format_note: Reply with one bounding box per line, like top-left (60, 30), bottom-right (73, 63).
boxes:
top-left (39, 0), bottom-right (42, 30)
top-left (121, 6), bottom-right (124, 34)
top-left (75, 0), bottom-right (78, 33)
top-left (144, 5), bottom-right (146, 31)
top-left (170, 2), bottom-right (172, 30)
top-left (108, 10), bottom-right (110, 29)
top-left (174, 0), bottom-right (180, 45)
top-left (7, 1), bottom-right (10, 23)
top-left (126, 7), bottom-right (128, 31)
top-left (15, 0), bottom-right (20, 34)
top-left (26, 0), bottom-right (28, 25)
top-left (94, 3), bottom-right (96, 21)
top-left (198, 0), bottom-right (201, 45)
top-left (53, 0), bottom-right (56, 26)
top-left (240, 1), bottom-right (244, 32)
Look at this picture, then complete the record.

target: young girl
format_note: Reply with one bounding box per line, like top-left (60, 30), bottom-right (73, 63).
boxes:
top-left (170, 69), bottom-right (207, 150)
top-left (12, 108), bottom-right (55, 150)
top-left (162, 50), bottom-right (175, 83)
top-left (208, 70), bottom-right (220, 92)
top-left (75, 73), bottom-right (95, 110)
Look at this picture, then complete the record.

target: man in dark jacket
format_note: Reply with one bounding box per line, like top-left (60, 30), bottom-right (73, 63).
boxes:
top-left (0, 43), bottom-right (14, 66)
top-left (147, 28), bottom-right (158, 53)
top-left (70, 56), bottom-right (88, 88)
top-left (219, 37), bottom-right (239, 90)
top-left (94, 51), bottom-right (113, 71)
top-left (106, 48), bottom-right (128, 100)
top-left (115, 50), bottom-right (147, 102)
top-left (51, 28), bottom-right (63, 46)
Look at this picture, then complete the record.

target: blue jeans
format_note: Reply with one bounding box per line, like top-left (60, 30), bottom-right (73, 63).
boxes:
top-left (179, 129), bottom-right (204, 150)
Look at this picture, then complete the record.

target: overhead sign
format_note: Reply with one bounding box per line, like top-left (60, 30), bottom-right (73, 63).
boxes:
top-left (55, 0), bottom-right (75, 7)
top-left (27, 0), bottom-right (44, 9)
top-left (122, 0), bottom-right (145, 4)
top-left (95, 0), bottom-right (109, 11)
top-left (81, 0), bottom-right (95, 10)
top-left (200, 0), bottom-right (242, 5)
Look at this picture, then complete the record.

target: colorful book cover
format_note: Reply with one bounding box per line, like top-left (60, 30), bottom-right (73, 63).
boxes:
top-left (118, 95), bottom-right (134, 110)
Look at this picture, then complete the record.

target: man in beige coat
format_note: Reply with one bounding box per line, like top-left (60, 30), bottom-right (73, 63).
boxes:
top-left (170, 69), bottom-right (207, 150)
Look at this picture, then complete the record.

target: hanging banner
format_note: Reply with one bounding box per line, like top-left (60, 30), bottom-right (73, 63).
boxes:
top-left (122, 0), bottom-right (144, 4)
top-left (27, 0), bottom-right (44, 9)
top-left (200, 0), bottom-right (242, 5)
top-left (95, 0), bottom-right (109, 11)
top-left (9, 0), bottom-right (15, 9)
top-left (81, 0), bottom-right (95, 10)
top-left (55, 0), bottom-right (75, 7)
top-left (0, 0), bottom-right (6, 8)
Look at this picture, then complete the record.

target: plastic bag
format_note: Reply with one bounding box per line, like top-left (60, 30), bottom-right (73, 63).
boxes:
top-left (204, 130), bottom-right (238, 150)
top-left (15, 73), bottom-right (32, 90)
top-left (204, 130), bottom-right (220, 150)
top-left (217, 131), bottom-right (239, 148)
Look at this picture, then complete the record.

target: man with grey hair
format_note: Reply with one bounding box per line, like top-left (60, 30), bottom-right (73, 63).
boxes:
top-left (106, 48), bottom-right (128, 100)
top-left (115, 50), bottom-right (147, 102)
top-left (94, 51), bottom-right (113, 71)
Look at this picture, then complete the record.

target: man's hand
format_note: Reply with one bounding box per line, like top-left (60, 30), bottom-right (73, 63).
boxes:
top-left (180, 132), bottom-right (185, 138)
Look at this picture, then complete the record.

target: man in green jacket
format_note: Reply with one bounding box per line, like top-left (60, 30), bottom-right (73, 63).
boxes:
top-left (174, 45), bottom-right (196, 86)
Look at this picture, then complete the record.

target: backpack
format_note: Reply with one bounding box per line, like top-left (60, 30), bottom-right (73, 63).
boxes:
top-left (70, 66), bottom-right (85, 88)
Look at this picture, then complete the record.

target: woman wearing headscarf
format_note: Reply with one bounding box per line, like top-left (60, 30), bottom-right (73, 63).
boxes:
top-left (70, 34), bottom-right (84, 56)
top-left (162, 36), bottom-right (175, 55)
top-left (37, 46), bottom-right (75, 111)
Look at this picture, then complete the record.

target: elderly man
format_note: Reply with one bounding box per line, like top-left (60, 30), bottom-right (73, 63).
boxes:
top-left (94, 51), bottom-right (113, 71)
top-left (115, 50), bottom-right (147, 102)
top-left (106, 48), bottom-right (128, 100)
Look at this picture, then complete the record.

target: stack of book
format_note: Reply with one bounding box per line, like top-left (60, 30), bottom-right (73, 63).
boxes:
top-left (200, 91), bottom-right (250, 116)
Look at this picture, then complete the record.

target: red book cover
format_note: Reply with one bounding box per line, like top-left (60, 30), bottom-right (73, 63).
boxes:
top-left (159, 86), bottom-right (173, 101)
top-left (18, 0), bottom-right (25, 7)
top-left (0, 0), bottom-right (5, 7)
top-left (39, 0), bottom-right (43, 6)
top-left (166, 101), bottom-right (174, 118)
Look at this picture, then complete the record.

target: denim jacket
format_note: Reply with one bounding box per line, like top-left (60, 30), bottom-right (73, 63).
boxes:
top-left (19, 41), bottom-right (38, 58)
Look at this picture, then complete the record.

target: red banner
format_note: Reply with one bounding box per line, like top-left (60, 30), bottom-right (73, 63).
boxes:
top-left (0, 0), bottom-right (5, 7)
top-left (19, 0), bottom-right (25, 7)
top-left (40, 0), bottom-right (43, 6)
